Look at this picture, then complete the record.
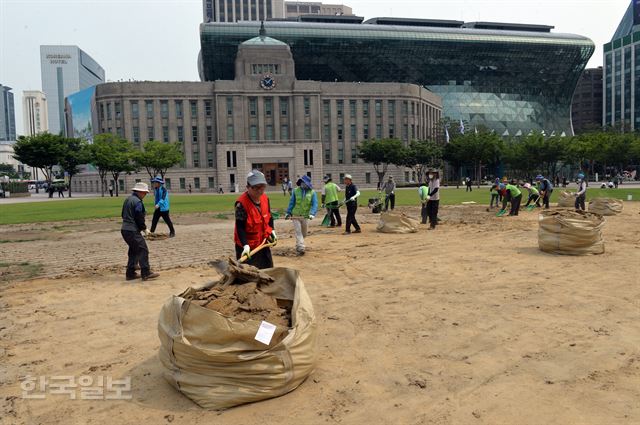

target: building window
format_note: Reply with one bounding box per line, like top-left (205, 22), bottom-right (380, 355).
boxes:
top-left (191, 126), bottom-right (198, 143)
top-left (208, 176), bottom-right (215, 188)
top-left (206, 125), bottom-right (213, 143)
top-left (350, 100), bottom-right (356, 118)
top-left (114, 102), bottom-right (121, 119)
top-left (411, 102), bottom-right (415, 115)
top-left (116, 127), bottom-right (123, 138)
top-left (226, 151), bottom-right (237, 168)
top-left (190, 100), bottom-right (198, 118)
top-left (323, 124), bottom-right (330, 141)
top-left (325, 148), bottom-right (331, 164)
top-left (205, 100), bottom-right (212, 117)
top-left (388, 100), bottom-right (395, 117)
top-left (226, 97), bottom-right (233, 116)
top-left (176, 100), bottom-right (183, 118)
top-left (281, 124), bottom-right (289, 140)
top-left (363, 124), bottom-right (369, 139)
top-left (351, 147), bottom-right (357, 164)
top-left (194, 177), bottom-right (200, 189)
top-left (133, 126), bottom-right (140, 145)
top-left (402, 101), bottom-right (408, 116)
top-left (304, 97), bottom-right (310, 116)
top-left (389, 124), bottom-right (395, 139)
top-left (162, 126), bottom-right (169, 142)
top-left (304, 149), bottom-right (314, 166)
top-left (363, 100), bottom-right (369, 118)
top-left (179, 178), bottom-right (186, 190)
top-left (403, 125), bottom-right (409, 141)
top-left (323, 100), bottom-right (330, 118)
top-left (106, 103), bottom-right (112, 119)
top-left (177, 126), bottom-right (184, 142)
top-left (165, 178), bottom-right (171, 189)
top-left (376, 124), bottom-right (382, 139)
top-left (266, 125), bottom-right (273, 140)
top-left (100, 104), bottom-right (105, 119)
top-left (131, 101), bottom-right (139, 119)
top-left (193, 151), bottom-right (200, 167)
top-left (249, 97), bottom-right (257, 116)
top-left (147, 126), bottom-right (154, 141)
top-left (280, 97), bottom-right (288, 116)
top-left (250, 125), bottom-right (257, 141)
top-left (160, 100), bottom-right (169, 118)
top-left (337, 100), bottom-right (343, 118)
top-left (146, 101), bottom-right (154, 118)
top-left (265, 98), bottom-right (272, 117)
top-left (338, 149), bottom-right (344, 164)
top-left (337, 124), bottom-right (343, 141)
top-left (365, 172), bottom-right (371, 184)
top-left (350, 124), bottom-right (356, 140)
top-left (227, 125), bottom-right (234, 140)
top-left (207, 152), bottom-right (214, 168)
top-left (375, 100), bottom-right (382, 117)
top-left (304, 124), bottom-right (311, 139)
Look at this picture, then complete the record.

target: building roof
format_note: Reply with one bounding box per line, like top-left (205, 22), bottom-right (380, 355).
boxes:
top-left (241, 35), bottom-right (288, 46)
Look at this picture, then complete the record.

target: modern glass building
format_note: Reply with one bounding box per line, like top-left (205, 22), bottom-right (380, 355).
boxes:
top-left (603, 0), bottom-right (640, 130)
top-left (0, 84), bottom-right (16, 141)
top-left (199, 19), bottom-right (594, 136)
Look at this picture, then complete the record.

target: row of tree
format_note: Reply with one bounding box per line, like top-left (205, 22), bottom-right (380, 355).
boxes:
top-left (13, 133), bottom-right (183, 197)
top-left (358, 130), bottom-right (640, 187)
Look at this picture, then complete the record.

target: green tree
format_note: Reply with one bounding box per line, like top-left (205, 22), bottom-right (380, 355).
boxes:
top-left (0, 163), bottom-right (20, 179)
top-left (133, 140), bottom-right (183, 179)
top-left (444, 129), bottom-right (503, 185)
top-left (358, 138), bottom-right (406, 187)
top-left (401, 140), bottom-right (443, 183)
top-left (12, 133), bottom-right (65, 186)
top-left (58, 138), bottom-right (91, 198)
top-left (89, 134), bottom-right (137, 197)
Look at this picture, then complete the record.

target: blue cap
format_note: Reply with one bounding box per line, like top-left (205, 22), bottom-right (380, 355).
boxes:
top-left (535, 175), bottom-right (543, 180)
top-left (577, 173), bottom-right (585, 179)
top-left (151, 176), bottom-right (165, 184)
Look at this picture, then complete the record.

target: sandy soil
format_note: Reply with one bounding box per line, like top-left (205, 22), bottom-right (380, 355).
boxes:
top-left (1, 205), bottom-right (640, 425)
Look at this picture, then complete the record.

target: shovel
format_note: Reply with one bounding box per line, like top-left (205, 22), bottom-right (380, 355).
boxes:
top-left (321, 201), bottom-right (345, 227)
top-left (496, 208), bottom-right (508, 217)
top-left (239, 238), bottom-right (277, 263)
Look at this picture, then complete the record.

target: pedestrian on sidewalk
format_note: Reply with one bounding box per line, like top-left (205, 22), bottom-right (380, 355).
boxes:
top-left (121, 182), bottom-right (159, 281)
top-left (234, 170), bottom-right (277, 269)
top-left (382, 175), bottom-right (396, 211)
top-left (108, 183), bottom-right (114, 197)
top-left (321, 175), bottom-right (342, 227)
top-left (286, 175), bottom-right (318, 255)
top-left (150, 176), bottom-right (175, 237)
top-left (343, 174), bottom-right (361, 234)
top-left (426, 169), bottom-right (441, 229)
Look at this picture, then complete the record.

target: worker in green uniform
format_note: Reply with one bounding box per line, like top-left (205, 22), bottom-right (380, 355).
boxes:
top-left (321, 175), bottom-right (342, 227)
top-left (286, 175), bottom-right (318, 255)
top-left (523, 183), bottom-right (540, 208)
top-left (418, 181), bottom-right (429, 224)
top-left (500, 182), bottom-right (523, 216)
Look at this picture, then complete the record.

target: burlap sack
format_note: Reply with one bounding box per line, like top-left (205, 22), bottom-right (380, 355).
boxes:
top-left (376, 212), bottom-right (419, 233)
top-left (158, 267), bottom-right (317, 410)
top-left (557, 191), bottom-right (575, 207)
top-left (538, 210), bottom-right (605, 255)
top-left (588, 198), bottom-right (623, 216)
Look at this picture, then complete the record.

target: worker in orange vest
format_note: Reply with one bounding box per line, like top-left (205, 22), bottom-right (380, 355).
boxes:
top-left (233, 169), bottom-right (277, 269)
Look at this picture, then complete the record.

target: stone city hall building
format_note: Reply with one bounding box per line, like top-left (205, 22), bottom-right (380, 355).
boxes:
top-left (68, 30), bottom-right (442, 193)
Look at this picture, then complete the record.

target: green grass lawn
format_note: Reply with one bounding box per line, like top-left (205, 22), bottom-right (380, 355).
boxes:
top-left (1, 187), bottom-right (638, 225)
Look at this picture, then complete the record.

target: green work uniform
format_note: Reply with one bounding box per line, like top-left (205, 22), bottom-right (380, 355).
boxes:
top-left (291, 187), bottom-right (314, 217)
top-left (324, 182), bottom-right (339, 204)
top-left (505, 184), bottom-right (522, 197)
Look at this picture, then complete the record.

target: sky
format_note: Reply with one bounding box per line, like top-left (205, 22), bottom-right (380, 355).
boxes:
top-left (0, 0), bottom-right (632, 136)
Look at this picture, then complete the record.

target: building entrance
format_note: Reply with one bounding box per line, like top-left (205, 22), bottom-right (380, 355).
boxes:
top-left (251, 163), bottom-right (289, 186)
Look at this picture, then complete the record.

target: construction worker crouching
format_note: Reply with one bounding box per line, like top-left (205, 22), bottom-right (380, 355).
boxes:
top-left (500, 182), bottom-right (523, 216)
top-left (523, 183), bottom-right (540, 208)
top-left (234, 170), bottom-right (277, 269)
top-left (286, 175), bottom-right (318, 256)
top-left (321, 175), bottom-right (342, 227)
top-left (121, 182), bottom-right (159, 281)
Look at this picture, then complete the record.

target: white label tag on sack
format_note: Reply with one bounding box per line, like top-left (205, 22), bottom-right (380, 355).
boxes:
top-left (255, 321), bottom-right (277, 345)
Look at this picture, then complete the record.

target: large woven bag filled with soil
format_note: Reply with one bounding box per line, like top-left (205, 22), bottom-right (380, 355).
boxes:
top-left (557, 191), bottom-right (575, 208)
top-left (538, 210), bottom-right (605, 255)
top-left (158, 259), bottom-right (317, 410)
top-left (376, 211), bottom-right (419, 233)
top-left (588, 198), bottom-right (623, 216)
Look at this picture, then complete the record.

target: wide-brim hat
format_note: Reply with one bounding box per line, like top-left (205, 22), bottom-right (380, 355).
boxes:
top-left (247, 169), bottom-right (268, 186)
top-left (151, 176), bottom-right (164, 184)
top-left (344, 174), bottom-right (353, 180)
top-left (299, 175), bottom-right (313, 189)
top-left (131, 182), bottom-right (150, 193)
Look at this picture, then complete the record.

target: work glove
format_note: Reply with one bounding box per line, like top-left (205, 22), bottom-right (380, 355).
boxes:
top-left (154, 204), bottom-right (159, 210)
top-left (285, 213), bottom-right (291, 219)
top-left (308, 215), bottom-right (314, 220)
top-left (426, 195), bottom-right (431, 201)
top-left (241, 244), bottom-right (251, 259)
top-left (143, 229), bottom-right (151, 236)
top-left (267, 230), bottom-right (278, 244)
top-left (347, 197), bottom-right (356, 203)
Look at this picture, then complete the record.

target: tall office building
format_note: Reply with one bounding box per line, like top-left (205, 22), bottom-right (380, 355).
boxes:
top-left (22, 90), bottom-right (49, 137)
top-left (603, 0), bottom-right (640, 130)
top-left (40, 45), bottom-right (105, 135)
top-left (0, 84), bottom-right (16, 141)
top-left (284, 2), bottom-right (353, 18)
top-left (571, 68), bottom-right (603, 134)
top-left (203, 0), bottom-right (285, 22)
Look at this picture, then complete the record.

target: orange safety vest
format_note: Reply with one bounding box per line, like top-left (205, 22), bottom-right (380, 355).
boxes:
top-left (234, 192), bottom-right (273, 249)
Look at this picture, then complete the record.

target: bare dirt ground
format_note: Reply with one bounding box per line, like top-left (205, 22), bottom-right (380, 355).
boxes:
top-left (1, 204), bottom-right (640, 425)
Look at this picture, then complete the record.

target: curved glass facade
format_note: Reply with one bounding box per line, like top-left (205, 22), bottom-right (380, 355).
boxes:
top-left (200, 21), bottom-right (594, 135)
